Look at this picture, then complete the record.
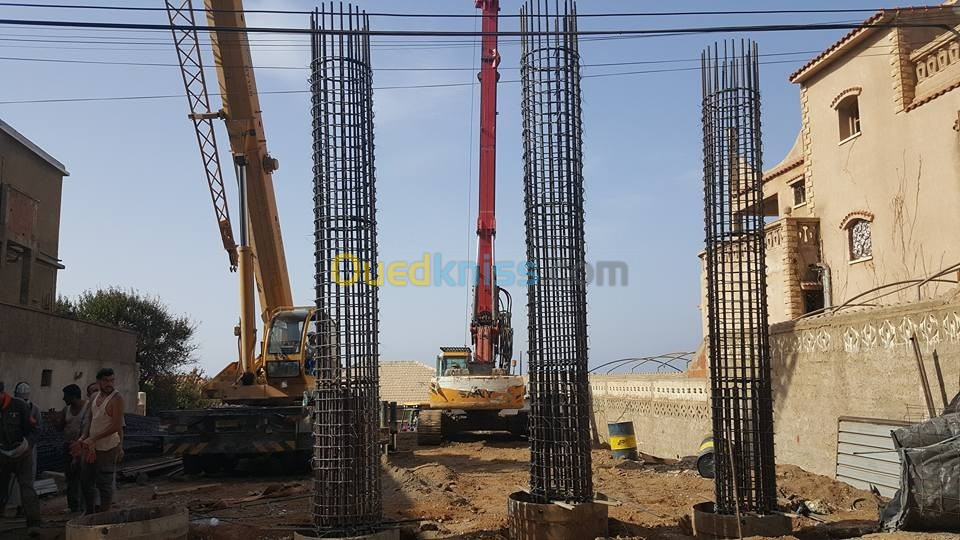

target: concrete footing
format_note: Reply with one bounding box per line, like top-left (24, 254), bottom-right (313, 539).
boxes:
top-left (294, 528), bottom-right (399, 540)
top-left (507, 491), bottom-right (608, 540)
top-left (692, 502), bottom-right (791, 539)
top-left (66, 506), bottom-right (188, 540)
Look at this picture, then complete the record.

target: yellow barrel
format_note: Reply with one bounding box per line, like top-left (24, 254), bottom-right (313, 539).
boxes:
top-left (696, 435), bottom-right (715, 478)
top-left (607, 421), bottom-right (638, 460)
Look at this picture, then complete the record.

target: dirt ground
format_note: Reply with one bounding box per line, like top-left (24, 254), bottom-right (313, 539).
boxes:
top-left (2, 438), bottom-right (956, 539)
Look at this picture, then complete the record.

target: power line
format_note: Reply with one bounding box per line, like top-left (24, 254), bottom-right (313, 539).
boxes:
top-left (0, 28), bottom-right (711, 50)
top-left (0, 49), bottom-right (832, 71)
top-left (0, 3), bottom-right (887, 18)
top-left (15, 20), bottom-right (952, 54)
top-left (0, 16), bottom-right (956, 38)
top-left (11, 13), bottom-right (954, 51)
top-left (0, 57), bottom-right (822, 106)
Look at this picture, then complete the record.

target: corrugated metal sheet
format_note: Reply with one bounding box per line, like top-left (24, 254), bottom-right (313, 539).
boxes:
top-left (835, 417), bottom-right (911, 497)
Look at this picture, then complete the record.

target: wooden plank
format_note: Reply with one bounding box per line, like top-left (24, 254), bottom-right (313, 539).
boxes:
top-left (838, 416), bottom-right (912, 428)
top-left (154, 483), bottom-right (219, 497)
top-left (33, 479), bottom-right (58, 496)
top-left (836, 464), bottom-right (900, 488)
top-left (839, 420), bottom-right (901, 438)
top-left (837, 442), bottom-right (900, 464)
top-left (837, 453), bottom-right (902, 476)
top-left (838, 432), bottom-right (896, 449)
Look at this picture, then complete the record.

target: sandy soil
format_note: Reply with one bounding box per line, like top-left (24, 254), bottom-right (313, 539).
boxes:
top-left (1, 438), bottom-right (953, 539)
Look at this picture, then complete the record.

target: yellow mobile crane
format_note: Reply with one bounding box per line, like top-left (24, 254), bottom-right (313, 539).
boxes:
top-left (160, 0), bottom-right (316, 472)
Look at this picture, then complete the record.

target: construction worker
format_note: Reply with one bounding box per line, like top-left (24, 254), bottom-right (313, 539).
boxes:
top-left (13, 383), bottom-right (41, 482)
top-left (56, 384), bottom-right (88, 513)
top-left (0, 380), bottom-right (41, 533)
top-left (85, 381), bottom-right (125, 465)
top-left (6, 382), bottom-right (42, 523)
top-left (80, 368), bottom-right (124, 513)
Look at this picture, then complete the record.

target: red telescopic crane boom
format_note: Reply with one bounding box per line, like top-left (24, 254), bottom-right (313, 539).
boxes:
top-left (471, 0), bottom-right (512, 369)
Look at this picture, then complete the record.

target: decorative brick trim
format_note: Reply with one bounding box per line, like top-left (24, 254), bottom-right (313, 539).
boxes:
top-left (763, 157), bottom-right (804, 182)
top-left (839, 210), bottom-right (875, 230)
top-left (890, 28), bottom-right (916, 112)
top-left (904, 78), bottom-right (960, 111)
top-left (790, 7), bottom-right (956, 84)
top-left (799, 86), bottom-right (815, 213)
top-left (830, 87), bottom-right (863, 109)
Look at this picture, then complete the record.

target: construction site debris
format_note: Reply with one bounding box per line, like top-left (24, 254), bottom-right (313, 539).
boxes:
top-left (881, 412), bottom-right (960, 532)
top-left (192, 482), bottom-right (308, 512)
top-left (16, 441), bottom-right (939, 539)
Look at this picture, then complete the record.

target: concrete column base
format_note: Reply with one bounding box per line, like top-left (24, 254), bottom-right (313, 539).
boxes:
top-left (692, 501), bottom-right (792, 539)
top-left (507, 491), bottom-right (608, 540)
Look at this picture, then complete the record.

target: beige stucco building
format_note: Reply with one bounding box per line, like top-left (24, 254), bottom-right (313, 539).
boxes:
top-left (0, 118), bottom-right (68, 310)
top-left (700, 6), bottom-right (960, 332)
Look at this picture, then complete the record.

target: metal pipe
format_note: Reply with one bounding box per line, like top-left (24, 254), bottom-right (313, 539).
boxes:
top-left (590, 352), bottom-right (695, 374)
top-left (932, 350), bottom-right (949, 409)
top-left (234, 155), bottom-right (256, 384)
top-left (813, 263), bottom-right (832, 308)
top-left (909, 335), bottom-right (937, 418)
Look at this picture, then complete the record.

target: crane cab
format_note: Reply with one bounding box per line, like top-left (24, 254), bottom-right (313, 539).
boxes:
top-left (436, 347), bottom-right (472, 376)
top-left (427, 346), bottom-right (524, 410)
top-left (204, 307), bottom-right (317, 404)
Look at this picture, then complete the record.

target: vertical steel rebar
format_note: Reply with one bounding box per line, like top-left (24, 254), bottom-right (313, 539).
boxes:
top-left (520, 0), bottom-right (592, 504)
top-left (700, 40), bottom-right (777, 515)
top-left (311, 4), bottom-right (381, 536)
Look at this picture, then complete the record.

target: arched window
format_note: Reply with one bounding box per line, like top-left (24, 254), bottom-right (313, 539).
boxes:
top-left (837, 95), bottom-right (861, 140)
top-left (846, 218), bottom-right (872, 261)
top-left (831, 88), bottom-right (863, 142)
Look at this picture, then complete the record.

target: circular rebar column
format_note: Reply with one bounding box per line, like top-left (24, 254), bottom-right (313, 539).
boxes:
top-left (700, 40), bottom-right (778, 517)
top-left (310, 3), bottom-right (382, 537)
top-left (520, 0), bottom-right (593, 505)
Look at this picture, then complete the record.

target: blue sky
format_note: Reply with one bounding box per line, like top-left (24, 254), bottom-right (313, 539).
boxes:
top-left (0, 1), bottom-right (903, 375)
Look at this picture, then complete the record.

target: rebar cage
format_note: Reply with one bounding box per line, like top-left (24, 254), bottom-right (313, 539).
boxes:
top-left (520, 0), bottom-right (592, 504)
top-left (310, 4), bottom-right (382, 536)
top-left (700, 40), bottom-right (777, 515)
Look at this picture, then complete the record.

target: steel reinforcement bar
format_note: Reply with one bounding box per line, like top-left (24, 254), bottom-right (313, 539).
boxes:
top-left (310, 3), bottom-right (381, 536)
top-left (700, 39), bottom-right (777, 515)
top-left (520, 0), bottom-right (592, 504)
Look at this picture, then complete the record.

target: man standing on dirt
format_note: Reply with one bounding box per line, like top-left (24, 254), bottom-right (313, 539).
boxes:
top-left (80, 368), bottom-right (124, 513)
top-left (13, 383), bottom-right (42, 489)
top-left (57, 384), bottom-right (87, 513)
top-left (0, 380), bottom-right (41, 533)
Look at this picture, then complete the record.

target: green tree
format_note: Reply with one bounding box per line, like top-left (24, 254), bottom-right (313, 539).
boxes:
top-left (142, 368), bottom-right (209, 413)
top-left (58, 287), bottom-right (198, 388)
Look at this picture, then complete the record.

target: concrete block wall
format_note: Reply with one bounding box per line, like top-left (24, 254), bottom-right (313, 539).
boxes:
top-left (0, 301), bottom-right (139, 413)
top-left (770, 295), bottom-right (960, 477)
top-left (590, 373), bottom-right (710, 459)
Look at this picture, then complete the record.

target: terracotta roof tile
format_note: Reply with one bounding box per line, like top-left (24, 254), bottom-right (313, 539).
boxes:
top-left (789, 6), bottom-right (956, 84)
top-left (379, 361), bottom-right (434, 404)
